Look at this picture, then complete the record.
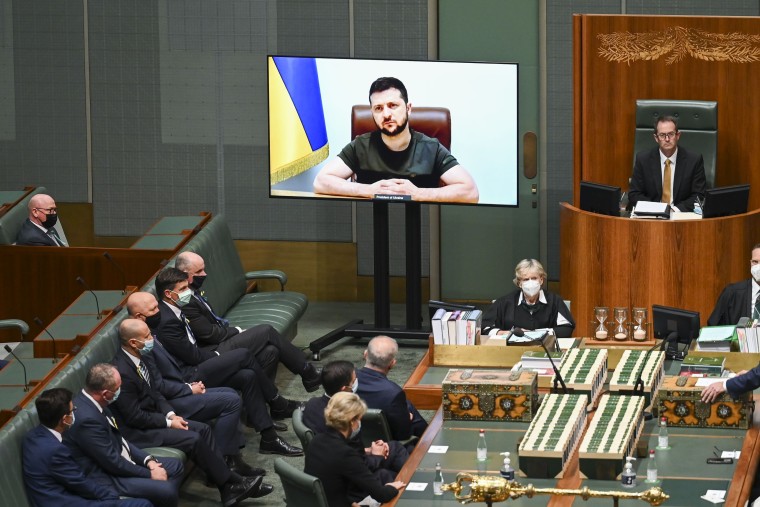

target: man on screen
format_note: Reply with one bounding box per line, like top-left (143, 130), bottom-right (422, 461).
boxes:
top-left (628, 115), bottom-right (706, 212)
top-left (313, 77), bottom-right (479, 203)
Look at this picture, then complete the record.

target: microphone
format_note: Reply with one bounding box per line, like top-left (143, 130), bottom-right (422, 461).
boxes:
top-left (4, 345), bottom-right (29, 392)
top-left (76, 276), bottom-right (102, 319)
top-left (102, 252), bottom-right (127, 294)
top-left (512, 328), bottom-right (567, 393)
top-left (33, 317), bottom-right (58, 363)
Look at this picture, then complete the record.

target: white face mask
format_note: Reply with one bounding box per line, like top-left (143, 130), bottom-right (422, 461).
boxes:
top-left (752, 264), bottom-right (760, 281)
top-left (64, 412), bottom-right (75, 428)
top-left (351, 378), bottom-right (359, 393)
top-left (350, 420), bottom-right (361, 439)
top-left (521, 279), bottom-right (541, 298)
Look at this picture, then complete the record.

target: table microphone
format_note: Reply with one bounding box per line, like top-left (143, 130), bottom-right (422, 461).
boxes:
top-left (4, 345), bottom-right (29, 392)
top-left (33, 317), bottom-right (58, 363)
top-left (76, 276), bottom-right (102, 319)
top-left (513, 328), bottom-right (568, 394)
top-left (631, 332), bottom-right (677, 420)
top-left (102, 252), bottom-right (127, 294)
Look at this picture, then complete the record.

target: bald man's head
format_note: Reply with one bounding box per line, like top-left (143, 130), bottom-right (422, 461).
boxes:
top-left (364, 335), bottom-right (398, 372)
top-left (126, 291), bottom-right (160, 328)
top-left (175, 251), bottom-right (206, 289)
top-left (118, 318), bottom-right (151, 347)
top-left (28, 194), bottom-right (58, 227)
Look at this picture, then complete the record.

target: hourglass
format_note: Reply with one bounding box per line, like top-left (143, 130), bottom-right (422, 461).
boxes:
top-left (632, 307), bottom-right (648, 341)
top-left (613, 307), bottom-right (628, 341)
top-left (593, 307), bottom-right (609, 340)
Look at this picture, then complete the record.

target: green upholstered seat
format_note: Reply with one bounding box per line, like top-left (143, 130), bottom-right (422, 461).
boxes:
top-left (274, 457), bottom-right (330, 507)
top-left (0, 187), bottom-right (46, 245)
top-left (292, 407), bottom-right (315, 452)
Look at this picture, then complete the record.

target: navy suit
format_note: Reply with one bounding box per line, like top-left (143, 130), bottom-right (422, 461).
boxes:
top-left (149, 340), bottom-right (244, 455)
top-left (64, 392), bottom-right (183, 507)
top-left (22, 425), bottom-right (150, 507)
top-left (727, 365), bottom-right (760, 398)
top-left (109, 349), bottom-right (233, 487)
top-left (708, 279), bottom-right (753, 326)
top-left (15, 219), bottom-right (58, 246)
top-left (355, 367), bottom-right (427, 441)
top-left (628, 146), bottom-right (706, 212)
top-left (152, 301), bottom-right (274, 431)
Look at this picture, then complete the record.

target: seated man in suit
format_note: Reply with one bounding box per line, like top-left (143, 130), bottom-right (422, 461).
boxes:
top-left (15, 193), bottom-right (67, 246)
top-left (303, 360), bottom-right (408, 478)
top-left (23, 387), bottom-right (151, 507)
top-left (175, 251), bottom-right (321, 390)
top-left (708, 243), bottom-right (760, 325)
top-left (63, 364), bottom-right (184, 507)
top-left (128, 281), bottom-right (302, 456)
top-left (110, 318), bottom-right (272, 505)
top-left (628, 115), bottom-right (706, 212)
top-left (356, 336), bottom-right (427, 441)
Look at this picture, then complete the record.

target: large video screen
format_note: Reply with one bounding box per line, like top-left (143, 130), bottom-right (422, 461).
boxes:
top-left (268, 56), bottom-right (518, 207)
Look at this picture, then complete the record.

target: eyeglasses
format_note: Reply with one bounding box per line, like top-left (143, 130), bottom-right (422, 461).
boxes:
top-left (655, 131), bottom-right (678, 140)
top-left (34, 207), bottom-right (57, 214)
top-left (68, 405), bottom-right (77, 416)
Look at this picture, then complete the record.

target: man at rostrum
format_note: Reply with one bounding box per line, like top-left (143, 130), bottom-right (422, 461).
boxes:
top-left (23, 387), bottom-right (152, 507)
top-left (708, 243), bottom-right (760, 326)
top-left (109, 318), bottom-right (272, 506)
top-left (175, 250), bottom-right (321, 390)
top-left (628, 115), bottom-right (706, 212)
top-left (313, 76), bottom-right (479, 203)
top-left (63, 364), bottom-right (185, 507)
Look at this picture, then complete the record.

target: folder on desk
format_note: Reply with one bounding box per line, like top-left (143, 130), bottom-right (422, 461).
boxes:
top-left (696, 325), bottom-right (736, 352)
top-left (632, 201), bottom-right (670, 219)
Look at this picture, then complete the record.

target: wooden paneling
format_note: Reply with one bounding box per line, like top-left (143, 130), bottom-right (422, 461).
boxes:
top-left (560, 203), bottom-right (760, 335)
top-left (573, 14), bottom-right (760, 206)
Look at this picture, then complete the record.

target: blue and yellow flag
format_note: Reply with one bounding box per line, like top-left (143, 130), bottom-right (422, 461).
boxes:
top-left (269, 57), bottom-right (329, 184)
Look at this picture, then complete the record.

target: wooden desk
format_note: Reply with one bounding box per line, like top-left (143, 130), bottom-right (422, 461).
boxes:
top-left (385, 404), bottom-right (759, 507)
top-left (559, 203), bottom-right (760, 336)
top-left (0, 355), bottom-right (70, 427)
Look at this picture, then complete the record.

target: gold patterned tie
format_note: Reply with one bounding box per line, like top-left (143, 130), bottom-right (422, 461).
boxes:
top-left (662, 159), bottom-right (672, 204)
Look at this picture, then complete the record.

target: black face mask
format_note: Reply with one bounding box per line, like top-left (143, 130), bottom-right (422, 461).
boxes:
top-left (190, 275), bottom-right (206, 291)
top-left (41, 213), bottom-right (58, 229)
top-left (145, 313), bottom-right (161, 329)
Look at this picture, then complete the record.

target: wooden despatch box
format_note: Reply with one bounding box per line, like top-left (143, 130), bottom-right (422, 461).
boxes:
top-left (656, 375), bottom-right (754, 429)
top-left (442, 369), bottom-right (538, 422)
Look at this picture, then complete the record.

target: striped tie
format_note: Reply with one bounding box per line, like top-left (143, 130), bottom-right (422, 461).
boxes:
top-left (753, 293), bottom-right (760, 321)
top-left (138, 361), bottom-right (151, 387)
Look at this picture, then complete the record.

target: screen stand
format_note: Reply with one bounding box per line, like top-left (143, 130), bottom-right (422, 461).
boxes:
top-left (308, 201), bottom-right (431, 360)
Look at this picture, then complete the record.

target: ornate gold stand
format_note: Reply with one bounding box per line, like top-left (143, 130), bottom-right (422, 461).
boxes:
top-left (441, 473), bottom-right (669, 506)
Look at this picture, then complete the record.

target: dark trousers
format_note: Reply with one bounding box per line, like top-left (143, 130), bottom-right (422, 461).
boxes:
top-left (168, 387), bottom-right (243, 456)
top-left (112, 457), bottom-right (183, 507)
top-left (124, 421), bottom-right (231, 487)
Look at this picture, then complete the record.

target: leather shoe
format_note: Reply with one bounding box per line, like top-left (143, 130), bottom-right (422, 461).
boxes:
top-left (224, 454), bottom-right (266, 477)
top-left (220, 475), bottom-right (263, 507)
top-left (273, 420), bottom-right (288, 432)
top-left (270, 398), bottom-right (303, 420)
top-left (259, 436), bottom-right (304, 456)
top-left (252, 481), bottom-right (275, 498)
top-left (301, 364), bottom-right (322, 393)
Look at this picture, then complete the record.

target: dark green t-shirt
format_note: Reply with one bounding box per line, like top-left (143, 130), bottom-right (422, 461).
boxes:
top-left (337, 129), bottom-right (459, 188)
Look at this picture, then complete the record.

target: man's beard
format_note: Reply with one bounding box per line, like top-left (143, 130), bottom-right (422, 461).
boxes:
top-left (378, 115), bottom-right (409, 137)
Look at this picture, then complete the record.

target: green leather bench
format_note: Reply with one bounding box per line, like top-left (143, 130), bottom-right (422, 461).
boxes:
top-left (152, 215), bottom-right (308, 343)
top-left (0, 186), bottom-right (46, 245)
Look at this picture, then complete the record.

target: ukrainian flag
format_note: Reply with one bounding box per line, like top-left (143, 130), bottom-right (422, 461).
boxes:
top-left (269, 57), bottom-right (329, 184)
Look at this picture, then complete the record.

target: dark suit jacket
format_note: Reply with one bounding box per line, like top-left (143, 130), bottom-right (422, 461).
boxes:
top-left (304, 429), bottom-right (398, 507)
top-left (110, 349), bottom-right (177, 438)
top-left (155, 300), bottom-right (216, 377)
top-left (628, 145), bottom-right (706, 212)
top-left (182, 293), bottom-right (238, 346)
top-left (64, 393), bottom-right (152, 481)
top-left (23, 425), bottom-right (122, 507)
top-left (708, 279), bottom-right (753, 326)
top-left (727, 364), bottom-right (760, 398)
top-left (15, 219), bottom-right (57, 246)
top-left (356, 367), bottom-right (425, 441)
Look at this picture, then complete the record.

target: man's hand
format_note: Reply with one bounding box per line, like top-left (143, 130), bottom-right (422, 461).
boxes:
top-left (148, 461), bottom-right (167, 481)
top-left (701, 381), bottom-right (727, 403)
top-left (387, 481), bottom-right (406, 491)
top-left (190, 381), bottom-right (205, 395)
top-left (169, 415), bottom-right (189, 430)
top-left (370, 440), bottom-right (390, 458)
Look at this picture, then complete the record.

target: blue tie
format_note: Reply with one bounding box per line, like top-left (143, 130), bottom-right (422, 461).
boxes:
top-left (196, 294), bottom-right (229, 327)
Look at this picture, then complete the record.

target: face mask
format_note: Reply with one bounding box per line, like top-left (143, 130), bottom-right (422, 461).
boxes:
top-left (63, 412), bottom-right (75, 428)
top-left (521, 279), bottom-right (541, 298)
top-left (41, 213), bottom-right (58, 229)
top-left (190, 275), bottom-right (206, 290)
top-left (752, 264), bottom-right (760, 281)
top-left (145, 313), bottom-right (161, 329)
top-left (173, 289), bottom-right (193, 307)
top-left (351, 378), bottom-right (359, 393)
top-left (108, 387), bottom-right (121, 404)
top-left (350, 420), bottom-right (361, 439)
top-left (140, 339), bottom-right (154, 354)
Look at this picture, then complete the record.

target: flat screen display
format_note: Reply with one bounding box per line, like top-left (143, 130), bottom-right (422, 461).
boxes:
top-left (267, 56), bottom-right (519, 207)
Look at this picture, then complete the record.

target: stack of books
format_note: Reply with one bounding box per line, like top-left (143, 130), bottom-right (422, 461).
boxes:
top-left (679, 355), bottom-right (725, 377)
top-left (431, 308), bottom-right (483, 345)
top-left (520, 350), bottom-right (564, 375)
top-left (696, 325), bottom-right (735, 352)
top-left (735, 324), bottom-right (760, 353)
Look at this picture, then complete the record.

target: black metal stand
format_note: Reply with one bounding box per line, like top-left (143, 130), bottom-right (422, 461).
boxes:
top-left (308, 201), bottom-right (430, 360)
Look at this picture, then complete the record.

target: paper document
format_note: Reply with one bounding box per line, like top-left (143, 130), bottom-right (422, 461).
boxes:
top-left (695, 378), bottom-right (725, 387)
top-left (634, 201), bottom-right (669, 214)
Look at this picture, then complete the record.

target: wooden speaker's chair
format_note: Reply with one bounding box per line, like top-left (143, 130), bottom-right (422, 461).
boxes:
top-left (633, 100), bottom-right (718, 188)
top-left (274, 457), bottom-right (330, 507)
